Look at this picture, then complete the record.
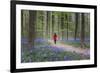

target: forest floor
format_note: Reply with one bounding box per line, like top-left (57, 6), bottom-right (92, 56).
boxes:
top-left (21, 38), bottom-right (90, 62)
top-left (48, 40), bottom-right (90, 57)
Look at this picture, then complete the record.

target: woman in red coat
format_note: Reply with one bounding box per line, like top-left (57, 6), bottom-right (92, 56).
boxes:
top-left (53, 33), bottom-right (57, 44)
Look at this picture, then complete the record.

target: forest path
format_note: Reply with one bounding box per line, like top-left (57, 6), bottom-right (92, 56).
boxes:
top-left (48, 40), bottom-right (90, 56)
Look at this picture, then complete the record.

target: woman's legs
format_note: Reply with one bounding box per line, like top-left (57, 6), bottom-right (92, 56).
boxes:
top-left (54, 40), bottom-right (56, 44)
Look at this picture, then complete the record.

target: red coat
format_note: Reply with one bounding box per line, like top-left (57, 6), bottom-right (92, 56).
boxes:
top-left (53, 34), bottom-right (57, 40)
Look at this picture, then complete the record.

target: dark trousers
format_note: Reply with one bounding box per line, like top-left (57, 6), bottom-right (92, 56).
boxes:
top-left (54, 40), bottom-right (56, 44)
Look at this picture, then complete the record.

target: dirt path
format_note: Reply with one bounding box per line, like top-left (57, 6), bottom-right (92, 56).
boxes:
top-left (48, 40), bottom-right (90, 56)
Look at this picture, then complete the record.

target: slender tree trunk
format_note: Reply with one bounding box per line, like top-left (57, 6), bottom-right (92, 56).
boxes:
top-left (43, 11), bottom-right (47, 39)
top-left (21, 10), bottom-right (23, 36)
top-left (75, 13), bottom-right (79, 40)
top-left (58, 13), bottom-right (60, 40)
top-left (80, 13), bottom-right (85, 48)
top-left (35, 11), bottom-right (38, 38)
top-left (46, 11), bottom-right (49, 39)
top-left (52, 14), bottom-right (54, 36)
top-left (42, 12), bottom-right (44, 38)
top-left (28, 11), bottom-right (36, 49)
top-left (61, 13), bottom-right (64, 40)
top-left (48, 12), bottom-right (50, 39)
top-left (67, 14), bottom-right (69, 40)
top-left (50, 12), bottom-right (52, 39)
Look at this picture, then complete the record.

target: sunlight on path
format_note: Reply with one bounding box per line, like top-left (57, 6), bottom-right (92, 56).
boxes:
top-left (48, 40), bottom-right (90, 56)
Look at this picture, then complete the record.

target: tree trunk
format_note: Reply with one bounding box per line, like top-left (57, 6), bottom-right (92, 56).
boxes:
top-left (43, 11), bottom-right (47, 39)
top-left (80, 13), bottom-right (85, 48)
top-left (21, 10), bottom-right (23, 36)
top-left (74, 13), bottom-right (79, 40)
top-left (50, 12), bottom-right (52, 39)
top-left (28, 11), bottom-right (36, 49)
top-left (52, 14), bottom-right (54, 36)
top-left (67, 14), bottom-right (69, 40)
top-left (61, 13), bottom-right (64, 40)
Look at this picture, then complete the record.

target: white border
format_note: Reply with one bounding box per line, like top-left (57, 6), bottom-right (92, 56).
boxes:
top-left (16, 4), bottom-right (94, 69)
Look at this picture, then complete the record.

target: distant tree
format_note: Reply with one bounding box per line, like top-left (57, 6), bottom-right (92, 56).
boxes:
top-left (49, 11), bottom-right (53, 39)
top-left (28, 10), bottom-right (37, 48)
top-left (21, 10), bottom-right (23, 36)
top-left (43, 11), bottom-right (47, 38)
top-left (66, 14), bottom-right (69, 40)
top-left (61, 13), bottom-right (64, 40)
top-left (80, 13), bottom-right (85, 48)
top-left (74, 13), bottom-right (79, 40)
